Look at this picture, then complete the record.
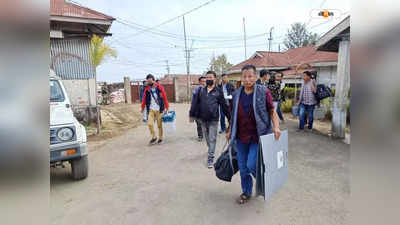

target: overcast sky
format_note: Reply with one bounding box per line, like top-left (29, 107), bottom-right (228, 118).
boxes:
top-left (72, 0), bottom-right (350, 82)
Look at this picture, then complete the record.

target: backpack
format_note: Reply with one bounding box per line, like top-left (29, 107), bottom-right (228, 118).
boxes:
top-left (315, 84), bottom-right (332, 101)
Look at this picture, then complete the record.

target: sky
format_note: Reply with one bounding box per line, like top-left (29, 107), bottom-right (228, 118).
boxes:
top-left (71, 0), bottom-right (350, 82)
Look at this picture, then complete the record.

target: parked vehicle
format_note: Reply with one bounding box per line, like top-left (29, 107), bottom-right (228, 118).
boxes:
top-left (50, 70), bottom-right (88, 180)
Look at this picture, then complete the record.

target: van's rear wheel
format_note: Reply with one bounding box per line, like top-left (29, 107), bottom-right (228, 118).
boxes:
top-left (70, 155), bottom-right (88, 180)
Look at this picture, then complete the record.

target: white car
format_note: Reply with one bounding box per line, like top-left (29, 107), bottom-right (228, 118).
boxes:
top-left (50, 70), bottom-right (88, 180)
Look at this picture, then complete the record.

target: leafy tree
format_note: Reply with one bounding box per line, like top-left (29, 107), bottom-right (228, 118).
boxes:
top-left (89, 35), bottom-right (117, 134)
top-left (283, 23), bottom-right (319, 50)
top-left (90, 35), bottom-right (117, 68)
top-left (208, 54), bottom-right (233, 76)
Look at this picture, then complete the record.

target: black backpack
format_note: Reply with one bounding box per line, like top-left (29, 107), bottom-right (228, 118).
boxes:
top-left (315, 84), bottom-right (332, 101)
top-left (214, 141), bottom-right (239, 182)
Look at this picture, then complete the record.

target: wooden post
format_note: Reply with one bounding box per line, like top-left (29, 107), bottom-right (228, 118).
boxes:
top-left (124, 77), bottom-right (132, 104)
top-left (331, 37), bottom-right (350, 138)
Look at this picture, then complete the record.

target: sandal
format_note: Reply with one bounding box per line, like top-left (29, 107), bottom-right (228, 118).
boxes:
top-left (236, 193), bottom-right (251, 204)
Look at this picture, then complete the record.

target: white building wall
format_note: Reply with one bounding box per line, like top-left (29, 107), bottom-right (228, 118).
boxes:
top-left (317, 66), bottom-right (337, 88)
top-left (62, 78), bottom-right (96, 106)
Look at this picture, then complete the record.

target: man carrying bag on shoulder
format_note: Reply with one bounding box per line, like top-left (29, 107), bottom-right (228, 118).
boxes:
top-left (141, 74), bottom-right (169, 145)
top-left (226, 64), bottom-right (281, 205)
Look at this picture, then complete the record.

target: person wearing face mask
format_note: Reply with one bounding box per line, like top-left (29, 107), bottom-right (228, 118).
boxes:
top-left (141, 74), bottom-right (169, 145)
top-left (190, 71), bottom-right (231, 168)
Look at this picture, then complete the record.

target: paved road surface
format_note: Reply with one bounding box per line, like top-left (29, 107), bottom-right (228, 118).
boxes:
top-left (51, 103), bottom-right (349, 225)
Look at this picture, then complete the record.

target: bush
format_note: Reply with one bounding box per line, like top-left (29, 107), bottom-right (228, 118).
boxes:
top-left (281, 99), bottom-right (293, 113)
top-left (282, 87), bottom-right (301, 101)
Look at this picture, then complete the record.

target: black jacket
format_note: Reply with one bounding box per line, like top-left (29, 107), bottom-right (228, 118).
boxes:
top-left (217, 82), bottom-right (235, 96)
top-left (190, 86), bottom-right (231, 122)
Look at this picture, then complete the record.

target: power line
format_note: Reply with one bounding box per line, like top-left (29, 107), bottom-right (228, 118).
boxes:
top-left (115, 18), bottom-right (271, 43)
top-left (126, 0), bottom-right (217, 38)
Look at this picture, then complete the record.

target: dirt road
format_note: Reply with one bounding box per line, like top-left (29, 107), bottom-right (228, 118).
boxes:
top-left (51, 103), bottom-right (349, 225)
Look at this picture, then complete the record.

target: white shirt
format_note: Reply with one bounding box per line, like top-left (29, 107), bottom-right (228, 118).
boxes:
top-left (149, 88), bottom-right (160, 111)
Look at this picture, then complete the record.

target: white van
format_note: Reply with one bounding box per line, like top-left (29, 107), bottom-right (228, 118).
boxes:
top-left (50, 70), bottom-right (88, 180)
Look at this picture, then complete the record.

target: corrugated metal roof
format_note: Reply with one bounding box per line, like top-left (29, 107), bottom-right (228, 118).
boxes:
top-left (50, 0), bottom-right (115, 21)
top-left (50, 38), bottom-right (95, 79)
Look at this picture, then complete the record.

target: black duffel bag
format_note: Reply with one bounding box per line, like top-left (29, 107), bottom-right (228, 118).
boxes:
top-left (214, 141), bottom-right (239, 182)
top-left (315, 84), bottom-right (332, 101)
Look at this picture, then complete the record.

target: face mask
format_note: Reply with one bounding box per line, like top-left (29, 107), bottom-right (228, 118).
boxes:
top-left (206, 80), bottom-right (214, 86)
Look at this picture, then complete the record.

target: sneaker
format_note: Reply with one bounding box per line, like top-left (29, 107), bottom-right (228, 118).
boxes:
top-left (296, 128), bottom-right (304, 132)
top-left (149, 138), bottom-right (157, 144)
top-left (219, 130), bottom-right (225, 134)
top-left (198, 137), bottom-right (203, 142)
top-left (207, 162), bottom-right (214, 169)
top-left (157, 139), bottom-right (163, 144)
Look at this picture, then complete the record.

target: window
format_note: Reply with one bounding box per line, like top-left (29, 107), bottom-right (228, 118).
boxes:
top-left (50, 80), bottom-right (65, 102)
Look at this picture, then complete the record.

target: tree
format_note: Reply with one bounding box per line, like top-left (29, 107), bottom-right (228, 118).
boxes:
top-left (283, 23), bottom-right (319, 50)
top-left (89, 35), bottom-right (117, 134)
top-left (208, 54), bottom-right (233, 76)
top-left (90, 35), bottom-right (117, 68)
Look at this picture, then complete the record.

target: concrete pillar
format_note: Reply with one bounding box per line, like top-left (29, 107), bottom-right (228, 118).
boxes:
top-left (173, 76), bottom-right (180, 103)
top-left (124, 77), bottom-right (132, 104)
top-left (331, 37), bottom-right (350, 138)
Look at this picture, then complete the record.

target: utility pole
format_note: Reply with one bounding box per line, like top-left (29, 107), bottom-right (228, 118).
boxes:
top-left (268, 27), bottom-right (274, 54)
top-left (243, 17), bottom-right (247, 60)
top-left (165, 60), bottom-right (170, 74)
top-left (183, 16), bottom-right (190, 101)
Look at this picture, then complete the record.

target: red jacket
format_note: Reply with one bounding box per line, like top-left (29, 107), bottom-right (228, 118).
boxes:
top-left (141, 83), bottom-right (169, 111)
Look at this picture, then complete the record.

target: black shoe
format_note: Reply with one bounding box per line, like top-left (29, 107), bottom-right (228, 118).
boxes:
top-left (157, 139), bottom-right (163, 144)
top-left (149, 138), bottom-right (157, 144)
top-left (219, 130), bottom-right (225, 134)
top-left (198, 137), bottom-right (203, 142)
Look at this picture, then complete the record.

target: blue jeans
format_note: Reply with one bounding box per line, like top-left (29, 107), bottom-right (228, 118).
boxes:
top-left (219, 106), bottom-right (226, 132)
top-left (236, 140), bottom-right (259, 196)
top-left (277, 102), bottom-right (284, 121)
top-left (299, 104), bottom-right (315, 129)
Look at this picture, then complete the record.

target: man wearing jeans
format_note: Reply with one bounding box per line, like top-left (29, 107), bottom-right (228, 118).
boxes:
top-left (190, 71), bottom-right (231, 168)
top-left (297, 71), bottom-right (317, 131)
top-left (226, 64), bottom-right (281, 204)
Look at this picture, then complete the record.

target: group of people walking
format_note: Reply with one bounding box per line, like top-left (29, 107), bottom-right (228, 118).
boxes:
top-left (139, 65), bottom-right (317, 204)
top-left (189, 64), bottom-right (281, 204)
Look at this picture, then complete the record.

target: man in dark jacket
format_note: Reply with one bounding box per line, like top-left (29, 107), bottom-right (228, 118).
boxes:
top-left (189, 71), bottom-right (231, 168)
top-left (217, 73), bottom-right (235, 133)
top-left (190, 76), bottom-right (206, 141)
top-left (141, 74), bottom-right (169, 145)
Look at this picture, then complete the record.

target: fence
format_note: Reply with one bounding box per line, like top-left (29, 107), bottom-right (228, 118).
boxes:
top-left (130, 84), bottom-right (175, 103)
